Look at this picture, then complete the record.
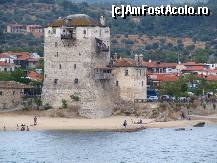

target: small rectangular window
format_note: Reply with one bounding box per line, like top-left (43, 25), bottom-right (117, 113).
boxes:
top-left (125, 70), bottom-right (128, 76)
top-left (140, 69), bottom-right (142, 76)
top-left (83, 30), bottom-right (86, 34)
top-left (116, 81), bottom-right (119, 86)
top-left (56, 52), bottom-right (58, 57)
top-left (13, 91), bottom-right (15, 95)
top-left (59, 64), bottom-right (61, 69)
top-left (54, 79), bottom-right (58, 84)
top-left (0, 91), bottom-right (2, 95)
top-left (74, 78), bottom-right (78, 84)
top-left (74, 64), bottom-right (76, 70)
top-left (55, 42), bottom-right (58, 47)
top-left (142, 81), bottom-right (144, 87)
top-left (52, 28), bottom-right (56, 34)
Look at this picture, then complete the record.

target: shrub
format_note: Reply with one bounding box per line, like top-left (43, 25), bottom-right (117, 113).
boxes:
top-left (62, 99), bottom-right (68, 109)
top-left (34, 98), bottom-right (42, 110)
top-left (44, 103), bottom-right (52, 110)
top-left (213, 103), bottom-right (216, 110)
top-left (203, 103), bottom-right (206, 110)
top-left (70, 95), bottom-right (80, 101)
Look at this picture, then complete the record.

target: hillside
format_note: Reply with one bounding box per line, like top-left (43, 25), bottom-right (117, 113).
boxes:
top-left (0, 0), bottom-right (216, 62)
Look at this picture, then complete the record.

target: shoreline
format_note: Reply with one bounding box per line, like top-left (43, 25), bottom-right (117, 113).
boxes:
top-left (0, 112), bottom-right (217, 132)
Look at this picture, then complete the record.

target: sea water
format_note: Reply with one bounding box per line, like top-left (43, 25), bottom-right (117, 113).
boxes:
top-left (0, 126), bottom-right (217, 163)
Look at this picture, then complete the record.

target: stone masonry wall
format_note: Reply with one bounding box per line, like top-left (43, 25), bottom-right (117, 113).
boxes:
top-left (42, 26), bottom-right (113, 118)
top-left (0, 88), bottom-right (23, 110)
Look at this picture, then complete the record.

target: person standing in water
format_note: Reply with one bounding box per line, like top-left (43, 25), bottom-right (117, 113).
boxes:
top-left (34, 116), bottom-right (37, 126)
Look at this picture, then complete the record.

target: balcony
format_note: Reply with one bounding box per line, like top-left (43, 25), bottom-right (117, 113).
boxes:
top-left (96, 38), bottom-right (109, 52)
top-left (61, 34), bottom-right (75, 40)
top-left (95, 67), bottom-right (112, 80)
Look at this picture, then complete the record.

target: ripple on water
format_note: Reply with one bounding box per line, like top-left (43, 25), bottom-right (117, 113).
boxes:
top-left (0, 127), bottom-right (217, 163)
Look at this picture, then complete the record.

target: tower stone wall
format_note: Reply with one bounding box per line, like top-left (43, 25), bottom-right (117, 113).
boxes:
top-left (42, 15), bottom-right (113, 118)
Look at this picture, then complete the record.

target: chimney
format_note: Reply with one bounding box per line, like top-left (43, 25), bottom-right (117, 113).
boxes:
top-left (113, 53), bottom-right (118, 61)
top-left (138, 54), bottom-right (143, 64)
top-left (100, 16), bottom-right (106, 26)
top-left (135, 54), bottom-right (139, 64)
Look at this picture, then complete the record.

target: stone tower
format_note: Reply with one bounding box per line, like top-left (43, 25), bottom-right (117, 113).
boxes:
top-left (42, 14), bottom-right (113, 118)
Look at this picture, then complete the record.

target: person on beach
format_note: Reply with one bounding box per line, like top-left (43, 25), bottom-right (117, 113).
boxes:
top-left (17, 124), bottom-right (19, 130)
top-left (123, 120), bottom-right (127, 128)
top-left (3, 126), bottom-right (6, 131)
top-left (21, 124), bottom-right (25, 131)
top-left (34, 116), bottom-right (37, 126)
top-left (26, 126), bottom-right (29, 131)
top-left (138, 119), bottom-right (143, 124)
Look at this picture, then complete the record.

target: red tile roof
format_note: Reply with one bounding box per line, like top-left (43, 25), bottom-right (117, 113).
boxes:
top-left (0, 54), bottom-right (10, 58)
top-left (0, 62), bottom-right (16, 67)
top-left (206, 69), bottom-right (217, 73)
top-left (206, 75), bottom-right (217, 81)
top-left (143, 61), bottom-right (177, 68)
top-left (27, 71), bottom-right (43, 81)
top-left (147, 73), bottom-right (178, 82)
top-left (113, 58), bottom-right (142, 67)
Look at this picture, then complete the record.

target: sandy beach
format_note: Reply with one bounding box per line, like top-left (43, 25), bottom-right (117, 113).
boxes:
top-left (0, 112), bottom-right (217, 132)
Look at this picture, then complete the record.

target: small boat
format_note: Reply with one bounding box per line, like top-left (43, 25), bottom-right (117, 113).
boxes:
top-left (193, 122), bottom-right (205, 127)
top-left (175, 128), bottom-right (185, 131)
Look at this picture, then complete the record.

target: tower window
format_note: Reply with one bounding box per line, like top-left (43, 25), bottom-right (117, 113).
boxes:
top-left (116, 81), bottom-right (119, 86)
top-left (142, 81), bottom-right (144, 87)
top-left (54, 79), bottom-right (58, 84)
top-left (140, 69), bottom-right (142, 76)
top-left (55, 42), bottom-right (58, 47)
top-left (83, 30), bottom-right (86, 34)
top-left (59, 64), bottom-right (61, 69)
top-left (13, 91), bottom-right (15, 95)
top-left (74, 64), bottom-right (76, 70)
top-left (52, 28), bottom-right (56, 34)
top-left (74, 78), bottom-right (78, 84)
top-left (125, 70), bottom-right (128, 76)
top-left (0, 91), bottom-right (2, 95)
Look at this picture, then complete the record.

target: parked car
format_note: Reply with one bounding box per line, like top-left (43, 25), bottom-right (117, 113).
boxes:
top-left (177, 97), bottom-right (190, 103)
top-left (160, 95), bottom-right (170, 101)
top-left (147, 96), bottom-right (158, 102)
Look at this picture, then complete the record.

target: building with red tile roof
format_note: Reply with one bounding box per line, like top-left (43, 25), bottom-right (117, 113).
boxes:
top-left (0, 51), bottom-right (41, 70)
top-left (27, 71), bottom-right (43, 81)
top-left (0, 61), bottom-right (19, 72)
top-left (143, 60), bottom-right (177, 74)
top-left (147, 73), bottom-right (178, 88)
top-left (206, 75), bottom-right (217, 81)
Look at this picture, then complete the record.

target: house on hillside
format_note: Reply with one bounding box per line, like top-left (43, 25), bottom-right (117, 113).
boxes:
top-left (147, 73), bottom-right (178, 89)
top-left (0, 62), bottom-right (19, 72)
top-left (6, 24), bottom-right (26, 33)
top-left (144, 60), bottom-right (177, 74)
top-left (177, 62), bottom-right (207, 75)
top-left (26, 25), bottom-right (44, 38)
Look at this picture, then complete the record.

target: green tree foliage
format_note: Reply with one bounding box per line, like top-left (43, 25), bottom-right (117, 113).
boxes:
top-left (160, 74), bottom-right (217, 97)
top-left (0, 68), bottom-right (31, 84)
